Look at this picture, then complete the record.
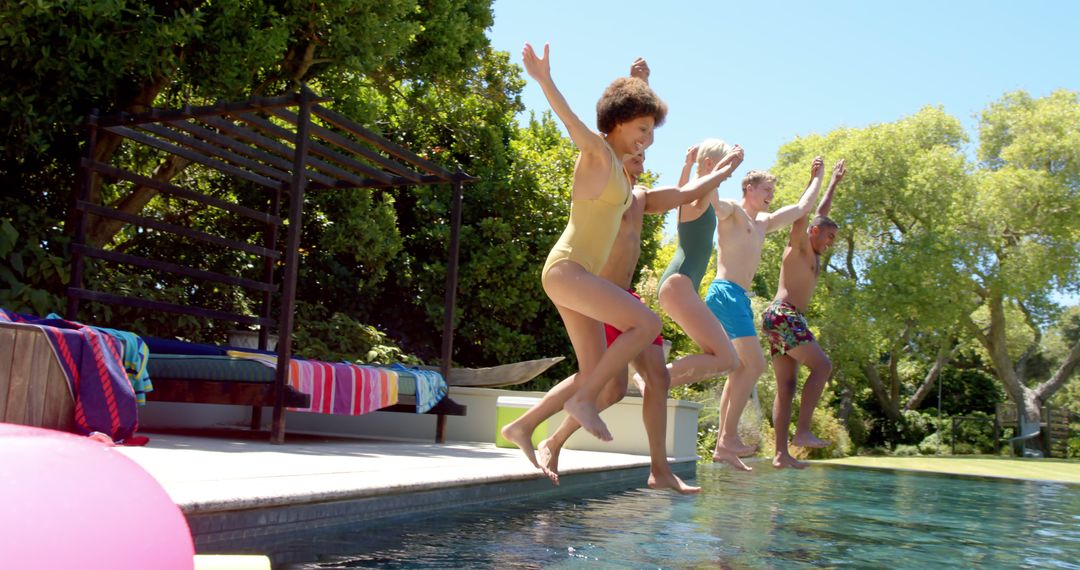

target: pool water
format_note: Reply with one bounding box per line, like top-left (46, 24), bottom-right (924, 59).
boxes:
top-left (275, 464), bottom-right (1080, 569)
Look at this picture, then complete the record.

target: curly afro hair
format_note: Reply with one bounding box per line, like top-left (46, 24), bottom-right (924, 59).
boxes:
top-left (595, 77), bottom-right (667, 134)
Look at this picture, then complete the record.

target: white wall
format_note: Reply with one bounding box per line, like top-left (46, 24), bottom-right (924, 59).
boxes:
top-left (137, 387), bottom-right (702, 460)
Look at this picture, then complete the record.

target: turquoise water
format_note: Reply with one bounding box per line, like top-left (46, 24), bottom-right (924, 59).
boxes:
top-left (277, 465), bottom-right (1080, 569)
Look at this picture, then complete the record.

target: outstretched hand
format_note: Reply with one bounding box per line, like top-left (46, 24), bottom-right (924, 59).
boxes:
top-left (832, 159), bottom-right (846, 183)
top-left (630, 57), bottom-right (650, 82)
top-left (717, 145), bottom-right (744, 171)
top-left (684, 144), bottom-right (700, 166)
top-left (522, 42), bottom-right (551, 83)
top-left (810, 156), bottom-right (824, 179)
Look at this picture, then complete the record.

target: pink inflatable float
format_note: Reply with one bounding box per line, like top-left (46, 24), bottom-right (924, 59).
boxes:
top-left (0, 423), bottom-right (194, 570)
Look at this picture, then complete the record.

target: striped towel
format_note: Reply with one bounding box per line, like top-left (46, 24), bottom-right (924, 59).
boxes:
top-left (1, 309), bottom-right (138, 440)
top-left (226, 351), bottom-right (398, 415)
top-left (391, 364), bottom-right (448, 414)
top-left (48, 314), bottom-right (152, 405)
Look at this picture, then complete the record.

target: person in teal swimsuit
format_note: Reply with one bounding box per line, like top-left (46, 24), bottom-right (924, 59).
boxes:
top-left (643, 140), bottom-right (740, 412)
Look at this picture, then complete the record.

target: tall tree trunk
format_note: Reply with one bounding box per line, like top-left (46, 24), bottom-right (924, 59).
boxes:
top-left (904, 337), bottom-right (956, 411)
top-left (86, 155), bottom-right (192, 247)
top-left (864, 362), bottom-right (901, 421)
top-left (963, 292), bottom-right (1080, 456)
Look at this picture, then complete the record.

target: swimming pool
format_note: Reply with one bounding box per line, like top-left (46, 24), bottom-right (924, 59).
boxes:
top-left (269, 464), bottom-right (1079, 568)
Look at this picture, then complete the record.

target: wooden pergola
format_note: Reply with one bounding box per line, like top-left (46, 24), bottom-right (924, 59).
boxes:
top-left (66, 87), bottom-right (474, 443)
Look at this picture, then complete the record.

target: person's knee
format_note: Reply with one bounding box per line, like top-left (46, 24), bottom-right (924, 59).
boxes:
top-left (703, 337), bottom-right (737, 372)
top-left (642, 363), bottom-right (671, 392)
top-left (818, 356), bottom-right (833, 378)
top-left (636, 310), bottom-right (662, 339)
top-left (741, 350), bottom-right (766, 379)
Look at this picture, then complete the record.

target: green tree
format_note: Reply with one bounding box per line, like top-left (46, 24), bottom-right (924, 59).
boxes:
top-left (760, 91), bottom-right (1080, 446)
top-left (765, 107), bottom-right (972, 425)
top-left (959, 90), bottom-right (1080, 426)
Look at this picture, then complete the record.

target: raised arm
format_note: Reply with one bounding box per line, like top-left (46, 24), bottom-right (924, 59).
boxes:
top-left (678, 144), bottom-right (698, 187)
top-left (765, 156), bottom-right (825, 232)
top-left (522, 43), bottom-right (607, 158)
top-left (816, 159), bottom-right (845, 219)
top-left (644, 146), bottom-right (744, 214)
top-left (630, 57), bottom-right (650, 84)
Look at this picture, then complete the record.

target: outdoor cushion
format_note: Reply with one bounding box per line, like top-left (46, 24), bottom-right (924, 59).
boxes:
top-left (147, 354), bottom-right (275, 383)
top-left (146, 354), bottom-right (419, 396)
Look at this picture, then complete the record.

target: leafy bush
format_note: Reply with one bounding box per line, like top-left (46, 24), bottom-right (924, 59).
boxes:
top-left (948, 411), bottom-right (1000, 454)
top-left (291, 301), bottom-right (420, 365)
top-left (696, 423), bottom-right (719, 464)
top-left (792, 408), bottom-right (853, 459)
top-left (845, 406), bottom-right (871, 449)
top-left (892, 444), bottom-right (920, 456)
top-left (952, 442), bottom-right (977, 455)
top-left (917, 432), bottom-right (945, 455)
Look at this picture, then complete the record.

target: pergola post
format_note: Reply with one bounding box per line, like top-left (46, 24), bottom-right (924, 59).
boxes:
top-left (437, 176), bottom-right (465, 443)
top-left (271, 88), bottom-right (313, 444)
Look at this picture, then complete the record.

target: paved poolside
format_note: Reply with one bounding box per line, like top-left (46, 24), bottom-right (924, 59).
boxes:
top-left (117, 431), bottom-right (696, 548)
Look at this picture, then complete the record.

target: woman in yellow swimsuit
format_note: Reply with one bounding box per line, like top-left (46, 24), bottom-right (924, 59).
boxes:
top-left (501, 43), bottom-right (668, 472)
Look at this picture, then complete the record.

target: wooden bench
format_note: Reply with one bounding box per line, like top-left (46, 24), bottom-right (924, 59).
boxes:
top-left (0, 323), bottom-right (76, 432)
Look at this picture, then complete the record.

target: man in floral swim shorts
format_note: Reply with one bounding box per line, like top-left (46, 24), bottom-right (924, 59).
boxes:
top-left (763, 300), bottom-right (815, 357)
top-left (762, 158), bottom-right (846, 469)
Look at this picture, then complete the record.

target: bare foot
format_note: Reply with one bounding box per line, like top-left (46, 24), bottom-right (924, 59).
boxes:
top-left (720, 436), bottom-right (757, 457)
top-left (500, 421), bottom-right (540, 470)
top-left (563, 397), bottom-right (613, 441)
top-left (536, 437), bottom-right (561, 486)
top-left (712, 446), bottom-right (753, 471)
top-left (648, 468), bottom-right (701, 495)
top-left (792, 432), bottom-right (830, 449)
top-left (772, 452), bottom-right (809, 469)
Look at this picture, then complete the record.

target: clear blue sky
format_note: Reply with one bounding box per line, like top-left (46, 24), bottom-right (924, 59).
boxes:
top-left (487, 0), bottom-right (1080, 305)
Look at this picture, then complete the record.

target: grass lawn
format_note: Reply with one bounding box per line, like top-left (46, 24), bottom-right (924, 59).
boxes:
top-left (818, 455), bottom-right (1080, 485)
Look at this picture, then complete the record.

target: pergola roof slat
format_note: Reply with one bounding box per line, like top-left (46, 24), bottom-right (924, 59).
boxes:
top-left (105, 126), bottom-right (284, 190)
top-left (313, 104), bottom-right (453, 177)
top-left (138, 123), bottom-right (297, 185)
top-left (267, 108), bottom-right (425, 184)
top-left (200, 116), bottom-right (369, 188)
top-left (236, 112), bottom-right (399, 186)
top-left (165, 119), bottom-right (338, 188)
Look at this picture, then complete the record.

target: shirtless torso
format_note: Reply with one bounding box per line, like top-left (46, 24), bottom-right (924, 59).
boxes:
top-left (599, 186), bottom-right (647, 289)
top-left (712, 195), bottom-right (769, 290)
top-left (774, 238), bottom-right (820, 313)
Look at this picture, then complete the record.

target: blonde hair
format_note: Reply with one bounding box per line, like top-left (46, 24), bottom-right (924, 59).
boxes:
top-left (741, 170), bottom-right (777, 194)
top-left (695, 138), bottom-right (731, 176)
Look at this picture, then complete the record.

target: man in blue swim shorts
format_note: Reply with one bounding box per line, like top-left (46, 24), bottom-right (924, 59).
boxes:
top-left (704, 279), bottom-right (757, 340)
